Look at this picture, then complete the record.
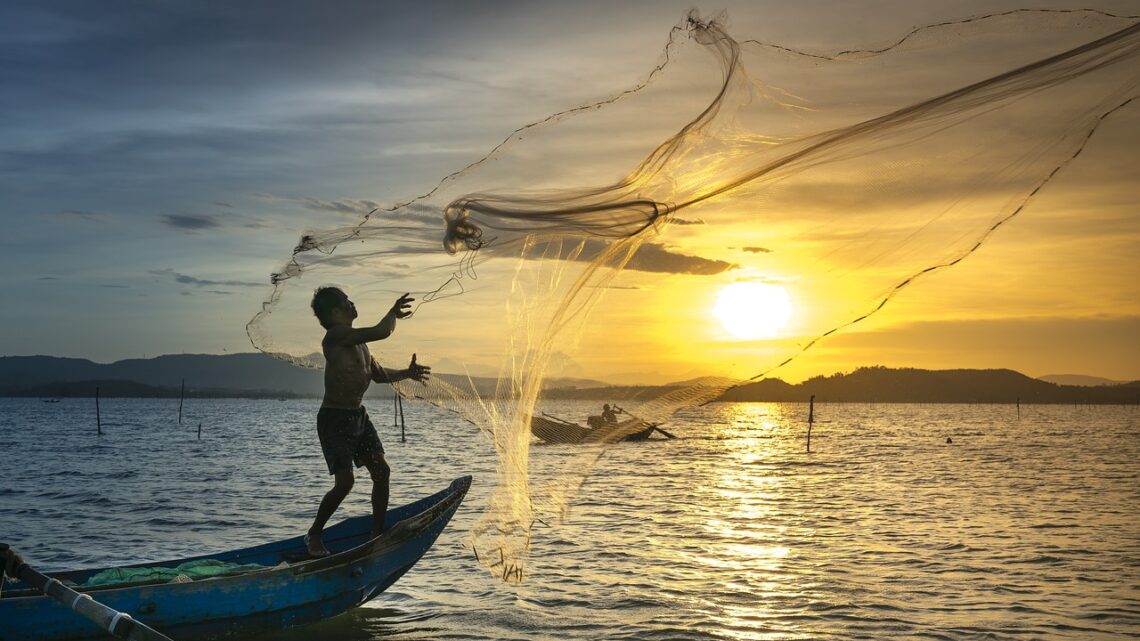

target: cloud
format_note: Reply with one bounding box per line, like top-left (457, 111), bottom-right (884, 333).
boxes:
top-left (301, 198), bottom-right (381, 216)
top-left (256, 194), bottom-right (441, 226)
top-left (742, 246), bottom-right (772, 253)
top-left (627, 243), bottom-right (736, 274)
top-left (163, 213), bottom-right (221, 230)
top-left (149, 268), bottom-right (263, 288)
top-left (52, 209), bottom-right (106, 222)
top-left (519, 238), bottom-right (736, 275)
top-left (254, 194), bottom-right (379, 216)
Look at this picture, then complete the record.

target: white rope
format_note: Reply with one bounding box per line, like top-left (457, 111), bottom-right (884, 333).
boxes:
top-left (70, 591), bottom-right (94, 610)
top-left (109, 612), bottom-right (133, 632)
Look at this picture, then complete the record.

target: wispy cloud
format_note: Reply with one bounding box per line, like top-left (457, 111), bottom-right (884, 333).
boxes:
top-left (742, 246), bottom-right (772, 253)
top-left (163, 213), bottom-right (221, 230)
top-left (255, 194), bottom-right (379, 217)
top-left (52, 209), bottom-right (107, 223)
top-left (149, 268), bottom-right (263, 288)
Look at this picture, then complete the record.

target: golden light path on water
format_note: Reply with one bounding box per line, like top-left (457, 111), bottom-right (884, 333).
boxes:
top-left (701, 403), bottom-right (797, 640)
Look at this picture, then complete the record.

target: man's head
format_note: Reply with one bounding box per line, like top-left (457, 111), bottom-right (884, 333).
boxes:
top-left (311, 286), bottom-right (357, 329)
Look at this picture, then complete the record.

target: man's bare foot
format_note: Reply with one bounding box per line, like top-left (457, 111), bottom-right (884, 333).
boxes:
top-left (304, 532), bottom-right (330, 557)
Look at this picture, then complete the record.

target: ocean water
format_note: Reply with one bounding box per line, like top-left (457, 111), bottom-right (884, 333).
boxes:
top-left (1, 398), bottom-right (1137, 640)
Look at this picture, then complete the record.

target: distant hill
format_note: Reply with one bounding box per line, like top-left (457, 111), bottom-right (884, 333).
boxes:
top-left (0, 354), bottom-right (608, 399)
top-left (721, 367), bottom-right (1139, 404)
top-left (2, 356), bottom-right (1135, 403)
top-left (0, 354), bottom-right (326, 398)
top-left (1038, 374), bottom-right (1127, 387)
top-left (548, 366), bottom-right (1139, 404)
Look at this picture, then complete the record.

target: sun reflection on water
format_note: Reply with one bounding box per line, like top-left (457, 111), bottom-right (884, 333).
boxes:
top-left (693, 403), bottom-right (806, 639)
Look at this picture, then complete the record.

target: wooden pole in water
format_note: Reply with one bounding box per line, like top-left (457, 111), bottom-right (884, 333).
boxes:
top-left (807, 394), bottom-right (815, 453)
top-left (178, 379), bottom-right (185, 424)
top-left (197, 422), bottom-right (202, 440)
top-left (1016, 397), bottom-right (1020, 420)
top-left (96, 386), bottom-right (102, 436)
top-left (398, 393), bottom-right (406, 443)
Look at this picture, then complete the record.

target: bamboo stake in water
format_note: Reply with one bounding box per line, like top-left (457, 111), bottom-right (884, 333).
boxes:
top-left (96, 386), bottom-right (102, 436)
top-left (807, 392), bottom-right (816, 451)
top-left (179, 378), bottom-right (185, 424)
top-left (398, 393), bottom-right (406, 443)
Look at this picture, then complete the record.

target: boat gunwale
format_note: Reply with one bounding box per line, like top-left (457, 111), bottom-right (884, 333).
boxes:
top-left (0, 475), bottom-right (472, 600)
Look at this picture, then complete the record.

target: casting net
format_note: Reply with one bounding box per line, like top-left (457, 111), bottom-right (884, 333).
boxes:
top-left (248, 8), bottom-right (1140, 581)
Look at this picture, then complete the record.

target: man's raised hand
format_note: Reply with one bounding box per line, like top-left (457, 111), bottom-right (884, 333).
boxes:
top-left (389, 293), bottom-right (415, 319)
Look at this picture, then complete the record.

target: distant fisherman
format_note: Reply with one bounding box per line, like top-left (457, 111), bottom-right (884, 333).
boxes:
top-left (305, 287), bottom-right (431, 557)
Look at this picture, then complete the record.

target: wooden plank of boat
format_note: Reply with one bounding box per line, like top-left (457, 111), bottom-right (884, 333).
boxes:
top-left (530, 415), bottom-right (661, 444)
top-left (530, 415), bottom-right (591, 444)
top-left (0, 476), bottom-right (471, 641)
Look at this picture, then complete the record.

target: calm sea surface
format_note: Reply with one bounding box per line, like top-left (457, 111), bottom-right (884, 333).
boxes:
top-left (1, 398), bottom-right (1137, 640)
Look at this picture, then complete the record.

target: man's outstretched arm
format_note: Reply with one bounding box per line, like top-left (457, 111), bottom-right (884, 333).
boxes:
top-left (330, 294), bottom-right (415, 347)
top-left (371, 353), bottom-right (431, 384)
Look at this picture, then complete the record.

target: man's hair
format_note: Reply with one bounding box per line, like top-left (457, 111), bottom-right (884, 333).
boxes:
top-left (311, 286), bottom-right (345, 329)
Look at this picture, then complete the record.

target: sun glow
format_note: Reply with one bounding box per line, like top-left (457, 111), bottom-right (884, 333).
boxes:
top-left (713, 282), bottom-right (793, 340)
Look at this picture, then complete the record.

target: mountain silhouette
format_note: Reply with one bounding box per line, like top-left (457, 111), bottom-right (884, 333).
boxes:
top-left (1, 356), bottom-right (1135, 403)
top-left (0, 354), bottom-right (606, 399)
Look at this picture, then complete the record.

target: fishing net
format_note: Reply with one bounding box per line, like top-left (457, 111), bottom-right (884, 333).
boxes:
top-left (84, 560), bottom-right (269, 588)
top-left (247, 8), bottom-right (1140, 582)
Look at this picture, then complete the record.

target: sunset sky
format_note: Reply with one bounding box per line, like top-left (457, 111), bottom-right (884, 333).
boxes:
top-left (1, 0), bottom-right (1137, 384)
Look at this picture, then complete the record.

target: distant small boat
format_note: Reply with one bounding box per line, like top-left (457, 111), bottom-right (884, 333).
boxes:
top-left (1, 476), bottom-right (471, 641)
top-left (530, 414), bottom-right (660, 444)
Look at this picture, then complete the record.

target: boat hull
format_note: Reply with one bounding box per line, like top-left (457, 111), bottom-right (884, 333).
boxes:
top-left (0, 476), bottom-right (471, 641)
top-left (530, 416), bottom-right (654, 444)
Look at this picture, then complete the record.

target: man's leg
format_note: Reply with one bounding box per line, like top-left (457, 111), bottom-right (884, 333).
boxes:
top-left (364, 453), bottom-right (391, 537)
top-left (307, 468), bottom-right (354, 556)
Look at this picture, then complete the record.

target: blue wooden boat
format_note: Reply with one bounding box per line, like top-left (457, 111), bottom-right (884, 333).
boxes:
top-left (530, 415), bottom-right (660, 444)
top-left (0, 476), bottom-right (471, 641)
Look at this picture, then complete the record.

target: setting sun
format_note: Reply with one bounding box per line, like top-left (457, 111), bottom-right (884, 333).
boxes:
top-left (713, 282), bottom-right (793, 340)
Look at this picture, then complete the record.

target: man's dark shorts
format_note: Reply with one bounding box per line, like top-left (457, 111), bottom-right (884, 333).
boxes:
top-left (317, 407), bottom-right (384, 475)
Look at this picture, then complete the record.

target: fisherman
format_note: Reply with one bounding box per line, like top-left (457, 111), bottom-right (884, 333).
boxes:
top-left (601, 403), bottom-right (621, 423)
top-left (305, 287), bottom-right (431, 557)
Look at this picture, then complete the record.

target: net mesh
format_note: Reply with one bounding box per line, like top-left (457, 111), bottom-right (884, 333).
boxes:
top-left (247, 9), bottom-right (1140, 582)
